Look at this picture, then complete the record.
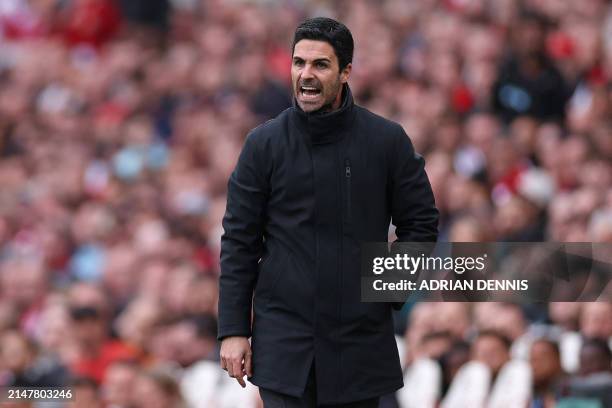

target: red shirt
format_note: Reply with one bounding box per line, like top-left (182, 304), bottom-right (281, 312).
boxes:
top-left (61, 0), bottom-right (121, 47)
top-left (71, 340), bottom-right (138, 383)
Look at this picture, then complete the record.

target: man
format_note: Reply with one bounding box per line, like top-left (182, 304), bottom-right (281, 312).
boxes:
top-left (491, 11), bottom-right (569, 123)
top-left (219, 17), bottom-right (438, 407)
top-left (471, 330), bottom-right (512, 381)
top-left (567, 338), bottom-right (612, 408)
top-left (578, 337), bottom-right (612, 376)
top-left (529, 339), bottom-right (565, 408)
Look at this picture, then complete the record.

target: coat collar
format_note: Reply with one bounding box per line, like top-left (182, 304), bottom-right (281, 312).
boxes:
top-left (292, 84), bottom-right (354, 145)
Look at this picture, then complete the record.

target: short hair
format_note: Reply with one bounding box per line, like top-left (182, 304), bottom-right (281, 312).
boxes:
top-left (476, 329), bottom-right (513, 351)
top-left (141, 368), bottom-right (182, 400)
top-left (531, 338), bottom-right (561, 357)
top-left (581, 337), bottom-right (612, 362)
top-left (421, 330), bottom-right (453, 346)
top-left (184, 314), bottom-right (218, 340)
top-left (292, 17), bottom-right (354, 71)
top-left (70, 376), bottom-right (99, 389)
top-left (518, 9), bottom-right (550, 30)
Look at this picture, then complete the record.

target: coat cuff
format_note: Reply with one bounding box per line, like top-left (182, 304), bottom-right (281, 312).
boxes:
top-left (217, 324), bottom-right (252, 341)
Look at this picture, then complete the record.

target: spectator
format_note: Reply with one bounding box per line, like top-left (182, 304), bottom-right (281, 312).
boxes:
top-left (566, 338), bottom-right (612, 408)
top-left (68, 376), bottom-right (102, 408)
top-left (420, 331), bottom-right (454, 361)
top-left (100, 359), bottom-right (139, 407)
top-left (67, 283), bottom-right (138, 383)
top-left (440, 340), bottom-right (471, 397)
top-left (0, 329), bottom-right (68, 387)
top-left (59, 0), bottom-right (122, 48)
top-left (492, 11), bottom-right (570, 123)
top-left (118, 0), bottom-right (169, 30)
top-left (578, 338), bottom-right (612, 377)
top-left (132, 368), bottom-right (184, 408)
top-left (529, 338), bottom-right (566, 408)
top-left (471, 330), bottom-right (512, 380)
top-left (580, 302), bottom-right (612, 340)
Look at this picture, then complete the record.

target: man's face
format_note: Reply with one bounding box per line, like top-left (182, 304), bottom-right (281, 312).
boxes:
top-left (472, 335), bottom-right (510, 376)
top-left (529, 341), bottom-right (561, 385)
top-left (580, 302), bottom-right (612, 339)
top-left (291, 39), bottom-right (351, 113)
top-left (579, 344), bottom-right (610, 376)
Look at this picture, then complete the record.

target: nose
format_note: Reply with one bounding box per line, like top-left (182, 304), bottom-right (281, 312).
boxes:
top-left (301, 63), bottom-right (315, 80)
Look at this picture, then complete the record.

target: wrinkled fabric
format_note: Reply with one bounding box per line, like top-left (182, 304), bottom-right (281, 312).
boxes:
top-left (219, 85), bottom-right (439, 404)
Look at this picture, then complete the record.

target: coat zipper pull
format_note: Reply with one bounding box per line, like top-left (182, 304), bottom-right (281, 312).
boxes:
top-left (345, 159), bottom-right (351, 178)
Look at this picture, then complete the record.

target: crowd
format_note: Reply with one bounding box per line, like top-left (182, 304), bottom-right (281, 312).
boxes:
top-left (0, 0), bottom-right (611, 407)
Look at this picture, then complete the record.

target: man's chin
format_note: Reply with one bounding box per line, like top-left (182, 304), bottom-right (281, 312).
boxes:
top-left (298, 100), bottom-right (323, 113)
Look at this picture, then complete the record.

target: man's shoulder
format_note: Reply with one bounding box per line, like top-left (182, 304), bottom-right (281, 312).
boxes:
top-left (246, 108), bottom-right (292, 144)
top-left (353, 105), bottom-right (405, 142)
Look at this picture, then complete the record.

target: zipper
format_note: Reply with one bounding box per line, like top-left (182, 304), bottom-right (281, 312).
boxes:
top-left (345, 158), bottom-right (352, 220)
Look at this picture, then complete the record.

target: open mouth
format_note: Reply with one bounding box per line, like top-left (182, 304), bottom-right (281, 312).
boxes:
top-left (300, 86), bottom-right (321, 98)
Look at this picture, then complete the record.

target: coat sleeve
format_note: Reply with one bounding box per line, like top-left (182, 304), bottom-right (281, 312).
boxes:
top-left (218, 132), bottom-right (269, 340)
top-left (389, 126), bottom-right (439, 243)
top-left (388, 126), bottom-right (439, 310)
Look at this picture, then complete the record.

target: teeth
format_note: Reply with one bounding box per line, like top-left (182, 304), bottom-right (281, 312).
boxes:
top-left (301, 87), bottom-right (318, 91)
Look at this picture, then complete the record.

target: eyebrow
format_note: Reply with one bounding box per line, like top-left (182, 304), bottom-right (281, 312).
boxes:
top-left (293, 57), bottom-right (332, 64)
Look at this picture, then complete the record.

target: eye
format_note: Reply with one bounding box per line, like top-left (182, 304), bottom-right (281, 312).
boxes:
top-left (293, 59), bottom-right (304, 67)
top-left (316, 62), bottom-right (328, 69)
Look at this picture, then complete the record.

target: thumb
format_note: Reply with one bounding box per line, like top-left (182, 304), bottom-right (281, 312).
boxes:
top-left (245, 349), bottom-right (253, 377)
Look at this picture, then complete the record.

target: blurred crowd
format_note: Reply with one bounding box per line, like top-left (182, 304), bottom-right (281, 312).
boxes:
top-left (0, 0), bottom-right (611, 407)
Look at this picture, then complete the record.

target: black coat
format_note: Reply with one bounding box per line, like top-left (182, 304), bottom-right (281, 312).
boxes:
top-left (219, 85), bottom-right (439, 404)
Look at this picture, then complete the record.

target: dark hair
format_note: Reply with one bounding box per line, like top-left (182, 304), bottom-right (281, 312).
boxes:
top-left (518, 9), bottom-right (550, 30)
top-left (421, 330), bottom-right (453, 346)
top-left (70, 376), bottom-right (99, 389)
top-left (476, 329), bottom-right (513, 351)
top-left (531, 338), bottom-right (561, 357)
top-left (184, 314), bottom-right (218, 340)
top-left (69, 305), bottom-right (102, 321)
top-left (581, 337), bottom-right (612, 362)
top-left (141, 368), bottom-right (182, 401)
top-left (292, 17), bottom-right (354, 71)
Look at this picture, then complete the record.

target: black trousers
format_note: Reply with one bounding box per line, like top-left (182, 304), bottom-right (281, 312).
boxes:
top-left (259, 363), bottom-right (380, 408)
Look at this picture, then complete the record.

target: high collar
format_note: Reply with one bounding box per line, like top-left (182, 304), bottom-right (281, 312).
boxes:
top-left (292, 84), bottom-right (355, 145)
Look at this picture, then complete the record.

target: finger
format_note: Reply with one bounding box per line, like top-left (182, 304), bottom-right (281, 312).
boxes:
top-left (231, 358), bottom-right (246, 388)
top-left (235, 374), bottom-right (246, 388)
top-left (225, 357), bottom-right (235, 378)
top-left (245, 350), bottom-right (253, 377)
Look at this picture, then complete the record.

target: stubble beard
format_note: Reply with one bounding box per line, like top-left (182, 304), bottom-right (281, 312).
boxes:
top-left (296, 76), bottom-right (343, 115)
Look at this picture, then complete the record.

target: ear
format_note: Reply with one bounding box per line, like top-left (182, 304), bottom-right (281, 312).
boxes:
top-left (340, 63), bottom-right (352, 83)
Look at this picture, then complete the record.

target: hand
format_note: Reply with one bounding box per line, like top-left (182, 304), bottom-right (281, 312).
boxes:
top-left (220, 336), bottom-right (252, 388)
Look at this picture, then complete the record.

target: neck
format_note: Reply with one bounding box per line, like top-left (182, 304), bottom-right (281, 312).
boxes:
top-left (329, 88), bottom-right (343, 111)
top-left (292, 83), bottom-right (354, 144)
top-left (534, 373), bottom-right (562, 394)
top-left (306, 85), bottom-right (346, 115)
